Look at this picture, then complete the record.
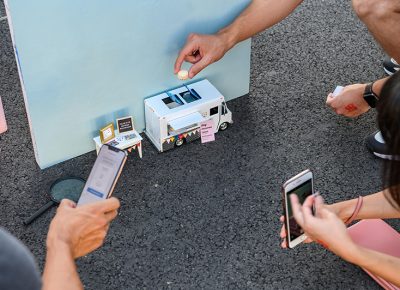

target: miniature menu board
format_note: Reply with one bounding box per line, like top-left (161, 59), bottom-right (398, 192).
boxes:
top-left (116, 116), bottom-right (134, 134)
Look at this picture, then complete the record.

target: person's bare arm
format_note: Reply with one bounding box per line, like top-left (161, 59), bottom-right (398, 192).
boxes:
top-left (175, 0), bottom-right (303, 78)
top-left (219, 0), bottom-right (303, 49)
top-left (42, 242), bottom-right (82, 290)
top-left (349, 246), bottom-right (400, 287)
top-left (329, 190), bottom-right (400, 221)
top-left (42, 198), bottom-right (120, 290)
top-left (291, 194), bottom-right (400, 287)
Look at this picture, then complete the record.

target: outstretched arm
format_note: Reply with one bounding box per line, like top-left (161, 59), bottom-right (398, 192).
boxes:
top-left (219, 0), bottom-right (303, 49)
top-left (42, 242), bottom-right (82, 290)
top-left (175, 0), bottom-right (303, 78)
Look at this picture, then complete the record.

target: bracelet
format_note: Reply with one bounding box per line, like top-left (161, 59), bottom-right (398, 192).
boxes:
top-left (344, 196), bottom-right (363, 225)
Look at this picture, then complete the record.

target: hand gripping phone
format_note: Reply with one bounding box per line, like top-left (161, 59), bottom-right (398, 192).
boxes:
top-left (282, 169), bottom-right (314, 248)
top-left (77, 144), bottom-right (127, 206)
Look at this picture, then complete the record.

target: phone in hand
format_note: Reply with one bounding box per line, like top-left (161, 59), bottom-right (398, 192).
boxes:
top-left (282, 169), bottom-right (314, 248)
top-left (77, 144), bottom-right (127, 206)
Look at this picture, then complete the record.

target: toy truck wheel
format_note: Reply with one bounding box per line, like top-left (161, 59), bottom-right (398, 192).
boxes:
top-left (175, 138), bottom-right (184, 147)
top-left (219, 122), bottom-right (229, 131)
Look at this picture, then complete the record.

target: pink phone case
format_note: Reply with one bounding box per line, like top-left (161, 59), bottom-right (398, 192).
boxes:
top-left (347, 219), bottom-right (400, 290)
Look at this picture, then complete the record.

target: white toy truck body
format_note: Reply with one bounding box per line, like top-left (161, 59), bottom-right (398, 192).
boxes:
top-left (144, 79), bottom-right (233, 152)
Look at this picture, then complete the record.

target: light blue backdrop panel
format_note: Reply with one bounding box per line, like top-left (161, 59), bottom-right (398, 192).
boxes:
top-left (7, 0), bottom-right (251, 169)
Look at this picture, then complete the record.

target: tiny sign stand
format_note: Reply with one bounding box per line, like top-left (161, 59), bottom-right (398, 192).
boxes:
top-left (94, 116), bottom-right (143, 158)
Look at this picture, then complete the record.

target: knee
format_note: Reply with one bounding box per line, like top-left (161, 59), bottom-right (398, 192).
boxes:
top-left (352, 0), bottom-right (396, 21)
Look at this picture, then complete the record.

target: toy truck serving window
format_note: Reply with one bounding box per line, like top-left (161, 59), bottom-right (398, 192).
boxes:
top-left (210, 106), bottom-right (218, 116)
top-left (144, 79), bottom-right (233, 152)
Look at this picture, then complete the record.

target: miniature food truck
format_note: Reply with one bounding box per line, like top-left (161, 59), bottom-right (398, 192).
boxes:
top-left (144, 79), bottom-right (233, 152)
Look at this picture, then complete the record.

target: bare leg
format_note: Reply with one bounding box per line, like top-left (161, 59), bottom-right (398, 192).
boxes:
top-left (352, 0), bottom-right (400, 62)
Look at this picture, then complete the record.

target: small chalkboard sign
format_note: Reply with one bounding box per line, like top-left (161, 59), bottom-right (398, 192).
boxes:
top-left (116, 116), bottom-right (134, 133)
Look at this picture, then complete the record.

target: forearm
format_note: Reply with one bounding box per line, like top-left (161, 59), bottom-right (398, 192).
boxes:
top-left (42, 242), bottom-right (82, 290)
top-left (372, 77), bottom-right (389, 97)
top-left (330, 190), bottom-right (400, 221)
top-left (347, 245), bottom-right (400, 287)
top-left (218, 0), bottom-right (303, 50)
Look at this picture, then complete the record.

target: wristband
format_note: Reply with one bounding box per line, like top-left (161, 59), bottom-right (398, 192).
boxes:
top-left (363, 82), bottom-right (379, 108)
top-left (344, 196), bottom-right (363, 225)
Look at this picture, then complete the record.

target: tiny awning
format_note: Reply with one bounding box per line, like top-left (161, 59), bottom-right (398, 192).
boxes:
top-left (168, 112), bottom-right (205, 131)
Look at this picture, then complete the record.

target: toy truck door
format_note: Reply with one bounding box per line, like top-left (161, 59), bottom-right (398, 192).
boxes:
top-left (208, 102), bottom-right (232, 132)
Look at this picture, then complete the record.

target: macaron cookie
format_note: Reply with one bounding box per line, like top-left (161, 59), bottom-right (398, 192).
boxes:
top-left (177, 70), bottom-right (189, 80)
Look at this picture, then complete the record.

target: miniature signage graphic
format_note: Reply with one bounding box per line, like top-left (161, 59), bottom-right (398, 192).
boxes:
top-left (200, 119), bottom-right (215, 143)
top-left (116, 116), bottom-right (134, 134)
top-left (100, 123), bottom-right (115, 144)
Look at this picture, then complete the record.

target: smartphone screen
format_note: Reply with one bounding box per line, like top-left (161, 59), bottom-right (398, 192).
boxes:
top-left (78, 145), bottom-right (127, 206)
top-left (285, 177), bottom-right (313, 243)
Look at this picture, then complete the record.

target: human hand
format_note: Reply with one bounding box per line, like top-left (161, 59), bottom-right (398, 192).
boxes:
top-left (46, 198), bottom-right (120, 259)
top-left (174, 32), bottom-right (231, 79)
top-left (279, 199), bottom-right (351, 248)
top-left (279, 215), bottom-right (313, 248)
top-left (290, 194), bottom-right (358, 261)
top-left (326, 84), bottom-right (370, 117)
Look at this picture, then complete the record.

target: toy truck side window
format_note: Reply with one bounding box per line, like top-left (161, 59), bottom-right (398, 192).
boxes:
top-left (210, 106), bottom-right (218, 116)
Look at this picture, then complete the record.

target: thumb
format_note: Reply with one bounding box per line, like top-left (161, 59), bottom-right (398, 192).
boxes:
top-left (326, 93), bottom-right (334, 105)
top-left (188, 55), bottom-right (212, 78)
top-left (59, 198), bottom-right (77, 209)
top-left (314, 194), bottom-right (325, 217)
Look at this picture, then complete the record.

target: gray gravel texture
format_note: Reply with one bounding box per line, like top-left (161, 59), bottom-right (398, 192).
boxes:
top-left (0, 0), bottom-right (398, 289)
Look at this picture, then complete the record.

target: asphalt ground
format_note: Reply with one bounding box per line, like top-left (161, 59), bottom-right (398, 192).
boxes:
top-left (0, 0), bottom-right (398, 289)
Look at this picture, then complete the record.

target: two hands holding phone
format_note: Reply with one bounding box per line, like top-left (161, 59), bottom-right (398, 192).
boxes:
top-left (280, 170), bottom-right (359, 263)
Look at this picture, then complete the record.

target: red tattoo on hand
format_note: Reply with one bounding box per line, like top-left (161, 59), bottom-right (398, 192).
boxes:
top-left (345, 104), bottom-right (357, 112)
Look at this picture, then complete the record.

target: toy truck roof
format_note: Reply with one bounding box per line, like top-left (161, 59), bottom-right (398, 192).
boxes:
top-left (144, 79), bottom-right (224, 118)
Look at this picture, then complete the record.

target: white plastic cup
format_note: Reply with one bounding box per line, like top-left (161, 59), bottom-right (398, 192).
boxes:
top-left (0, 96), bottom-right (8, 134)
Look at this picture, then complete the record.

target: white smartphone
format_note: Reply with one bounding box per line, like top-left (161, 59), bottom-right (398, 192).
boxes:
top-left (282, 169), bottom-right (314, 248)
top-left (77, 144), bottom-right (127, 206)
